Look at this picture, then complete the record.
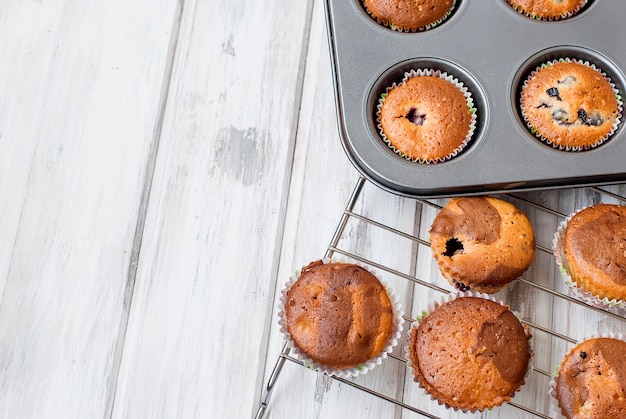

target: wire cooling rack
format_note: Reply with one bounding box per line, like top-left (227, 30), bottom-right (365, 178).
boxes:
top-left (256, 177), bottom-right (626, 419)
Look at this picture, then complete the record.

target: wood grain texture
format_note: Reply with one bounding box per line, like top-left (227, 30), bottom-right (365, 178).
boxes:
top-left (109, 0), bottom-right (313, 417)
top-left (260, 0), bottom-right (420, 416)
top-left (0, 0), bottom-right (180, 417)
top-left (3, 0), bottom-right (626, 417)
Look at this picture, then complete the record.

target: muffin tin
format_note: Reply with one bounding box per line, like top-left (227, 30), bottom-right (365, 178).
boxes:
top-left (323, 0), bottom-right (626, 198)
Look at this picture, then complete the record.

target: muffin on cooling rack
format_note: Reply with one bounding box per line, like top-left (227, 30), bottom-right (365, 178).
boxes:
top-left (551, 336), bottom-right (626, 418)
top-left (363, 0), bottom-right (455, 32)
top-left (377, 69), bottom-right (476, 163)
top-left (406, 293), bottom-right (532, 412)
top-left (278, 260), bottom-right (403, 377)
top-left (520, 59), bottom-right (622, 151)
top-left (508, 0), bottom-right (587, 20)
top-left (429, 196), bottom-right (535, 293)
top-left (554, 203), bottom-right (626, 308)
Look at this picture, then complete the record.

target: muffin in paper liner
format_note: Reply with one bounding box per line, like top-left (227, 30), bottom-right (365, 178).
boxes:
top-left (362, 0), bottom-right (456, 33)
top-left (520, 58), bottom-right (623, 152)
top-left (404, 291), bottom-right (533, 413)
top-left (548, 332), bottom-right (626, 419)
top-left (376, 68), bottom-right (477, 164)
top-left (277, 259), bottom-right (404, 378)
top-left (507, 0), bottom-right (587, 21)
top-left (552, 208), bottom-right (626, 309)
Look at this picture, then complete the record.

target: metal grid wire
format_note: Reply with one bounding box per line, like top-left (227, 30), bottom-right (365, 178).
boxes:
top-left (257, 177), bottom-right (626, 419)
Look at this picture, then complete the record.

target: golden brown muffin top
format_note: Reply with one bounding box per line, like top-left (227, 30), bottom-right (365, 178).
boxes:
top-left (408, 296), bottom-right (531, 411)
top-left (363, 0), bottom-right (454, 31)
top-left (563, 204), bottom-right (626, 300)
top-left (508, 0), bottom-right (586, 20)
top-left (429, 197), bottom-right (535, 293)
top-left (521, 61), bottom-right (619, 149)
top-left (285, 260), bottom-right (393, 369)
top-left (556, 338), bottom-right (626, 418)
top-left (380, 75), bottom-right (472, 162)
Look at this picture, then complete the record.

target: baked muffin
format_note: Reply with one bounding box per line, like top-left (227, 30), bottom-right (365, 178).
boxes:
top-left (378, 70), bottom-right (476, 163)
top-left (429, 196), bottom-right (536, 293)
top-left (554, 337), bottom-right (626, 418)
top-left (407, 294), bottom-right (532, 411)
top-left (559, 203), bottom-right (626, 305)
top-left (282, 260), bottom-right (396, 373)
top-left (363, 0), bottom-right (455, 32)
top-left (520, 60), bottom-right (621, 151)
top-left (508, 0), bottom-right (587, 20)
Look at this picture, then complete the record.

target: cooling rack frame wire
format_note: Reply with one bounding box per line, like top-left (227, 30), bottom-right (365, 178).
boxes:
top-left (255, 176), bottom-right (626, 419)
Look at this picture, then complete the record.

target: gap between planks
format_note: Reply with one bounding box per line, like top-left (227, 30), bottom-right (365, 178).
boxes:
top-left (103, 3), bottom-right (185, 418)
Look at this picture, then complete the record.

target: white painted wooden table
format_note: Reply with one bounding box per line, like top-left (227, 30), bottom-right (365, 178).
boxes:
top-left (2, 1), bottom-right (626, 418)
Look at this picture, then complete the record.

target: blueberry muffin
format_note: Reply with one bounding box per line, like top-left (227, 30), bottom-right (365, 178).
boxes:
top-left (283, 260), bottom-right (395, 371)
top-left (508, 0), bottom-right (587, 20)
top-left (521, 60), bottom-right (621, 150)
top-left (554, 337), bottom-right (626, 418)
top-left (363, 0), bottom-right (455, 32)
top-left (407, 295), bottom-right (532, 411)
top-left (429, 197), bottom-right (535, 293)
top-left (378, 71), bottom-right (475, 163)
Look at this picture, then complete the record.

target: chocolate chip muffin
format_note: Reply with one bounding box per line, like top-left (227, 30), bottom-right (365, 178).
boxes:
top-left (378, 70), bottom-right (476, 163)
top-left (283, 260), bottom-right (396, 372)
top-left (521, 60), bottom-right (621, 150)
top-left (429, 197), bottom-right (535, 293)
top-left (554, 337), bottom-right (626, 418)
top-left (363, 0), bottom-right (455, 32)
top-left (407, 295), bottom-right (532, 412)
top-left (561, 203), bottom-right (626, 304)
top-left (508, 0), bottom-right (587, 20)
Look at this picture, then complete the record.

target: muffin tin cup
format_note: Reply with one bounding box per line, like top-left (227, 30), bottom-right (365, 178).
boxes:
top-left (404, 291), bottom-right (534, 413)
top-left (552, 210), bottom-right (626, 309)
top-left (375, 68), bottom-right (477, 164)
top-left (520, 58), bottom-right (624, 152)
top-left (547, 332), bottom-right (626, 419)
top-left (277, 258), bottom-right (404, 378)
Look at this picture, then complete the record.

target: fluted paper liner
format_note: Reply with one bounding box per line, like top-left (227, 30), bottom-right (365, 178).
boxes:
top-left (548, 332), bottom-right (626, 419)
top-left (404, 291), bottom-right (533, 413)
top-left (508, 0), bottom-right (587, 21)
top-left (376, 68), bottom-right (477, 164)
top-left (277, 258), bottom-right (404, 378)
top-left (520, 58), bottom-right (623, 152)
top-left (363, 0), bottom-right (456, 32)
top-left (552, 209), bottom-right (626, 309)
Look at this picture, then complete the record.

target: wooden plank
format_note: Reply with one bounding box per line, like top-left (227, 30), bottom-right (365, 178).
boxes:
top-left (258, 0), bottom-right (421, 416)
top-left (110, 0), bottom-right (314, 417)
top-left (0, 0), bottom-right (180, 417)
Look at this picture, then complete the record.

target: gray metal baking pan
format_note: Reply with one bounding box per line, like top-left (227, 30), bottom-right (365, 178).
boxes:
top-left (323, 0), bottom-right (626, 198)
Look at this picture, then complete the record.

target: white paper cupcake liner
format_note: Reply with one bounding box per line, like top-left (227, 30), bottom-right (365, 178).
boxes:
top-left (520, 58), bottom-right (623, 152)
top-left (277, 258), bottom-right (404, 378)
top-left (363, 0), bottom-right (456, 33)
top-left (508, 0), bottom-right (587, 21)
top-left (548, 332), bottom-right (626, 419)
top-left (376, 68), bottom-right (477, 164)
top-left (552, 209), bottom-right (626, 309)
top-left (404, 291), bottom-right (533, 413)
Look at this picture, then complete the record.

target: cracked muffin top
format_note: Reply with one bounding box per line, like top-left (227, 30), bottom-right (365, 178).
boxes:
top-left (284, 260), bottom-right (394, 370)
top-left (407, 296), bottom-right (532, 411)
top-left (520, 61), bottom-right (621, 150)
top-left (555, 337), bottom-right (626, 418)
top-left (429, 196), bottom-right (535, 294)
